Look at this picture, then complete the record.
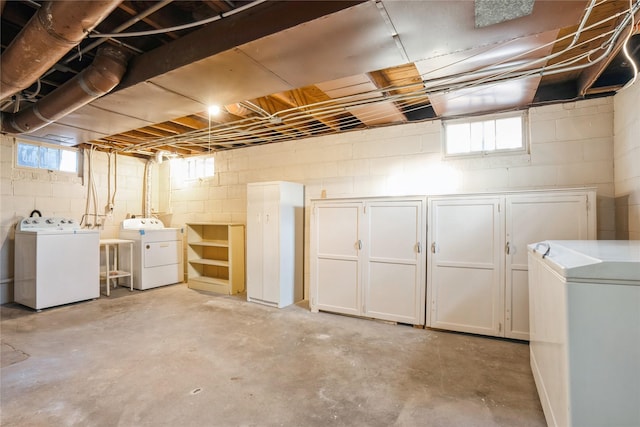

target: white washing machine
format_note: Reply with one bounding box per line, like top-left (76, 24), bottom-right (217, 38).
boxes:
top-left (119, 218), bottom-right (184, 290)
top-left (14, 217), bottom-right (100, 310)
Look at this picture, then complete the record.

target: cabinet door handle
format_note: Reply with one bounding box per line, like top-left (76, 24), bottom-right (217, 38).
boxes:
top-left (505, 241), bottom-right (510, 255)
top-left (431, 242), bottom-right (436, 253)
top-left (416, 242), bottom-right (422, 253)
top-left (357, 240), bottom-right (362, 250)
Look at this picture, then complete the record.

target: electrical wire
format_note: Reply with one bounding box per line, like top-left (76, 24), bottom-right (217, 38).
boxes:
top-left (102, 0), bottom-right (639, 155)
top-left (621, 0), bottom-right (639, 89)
top-left (86, 0), bottom-right (268, 38)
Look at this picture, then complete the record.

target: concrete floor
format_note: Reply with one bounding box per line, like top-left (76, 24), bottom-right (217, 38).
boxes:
top-left (1, 284), bottom-right (545, 427)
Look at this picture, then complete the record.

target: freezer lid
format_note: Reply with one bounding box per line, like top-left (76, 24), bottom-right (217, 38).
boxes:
top-left (528, 240), bottom-right (640, 283)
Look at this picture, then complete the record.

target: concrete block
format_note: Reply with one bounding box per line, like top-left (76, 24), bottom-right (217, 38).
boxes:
top-left (218, 171), bottom-right (239, 186)
top-left (319, 177), bottom-right (354, 197)
top-left (369, 157), bottom-right (404, 176)
top-left (209, 185), bottom-right (229, 200)
top-left (557, 160), bottom-right (613, 186)
top-left (13, 180), bottom-right (52, 198)
top-left (418, 124), bottom-right (441, 150)
top-left (508, 165), bottom-right (557, 188)
top-left (187, 200), bottom-right (205, 213)
top-left (1, 180), bottom-right (12, 196)
top-left (337, 159), bottom-right (370, 177)
top-left (227, 184), bottom-right (246, 200)
top-left (462, 168), bottom-right (509, 192)
top-left (353, 176), bottom-right (385, 196)
top-left (35, 197), bottom-right (70, 215)
top-left (10, 195), bottom-right (35, 219)
top-left (556, 112), bottom-right (612, 141)
top-left (529, 118), bottom-right (557, 144)
top-left (303, 162), bottom-right (338, 180)
top-left (583, 138), bottom-right (613, 161)
top-left (530, 141), bottom-right (582, 165)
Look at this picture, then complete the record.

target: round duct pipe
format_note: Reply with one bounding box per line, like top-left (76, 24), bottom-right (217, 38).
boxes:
top-left (0, 0), bottom-right (122, 102)
top-left (1, 45), bottom-right (128, 134)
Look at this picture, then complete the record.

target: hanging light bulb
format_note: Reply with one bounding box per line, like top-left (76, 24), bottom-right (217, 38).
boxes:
top-left (208, 105), bottom-right (221, 116)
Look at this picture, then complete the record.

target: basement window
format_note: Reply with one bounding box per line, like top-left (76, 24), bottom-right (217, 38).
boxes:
top-left (443, 111), bottom-right (528, 157)
top-left (171, 155), bottom-right (215, 181)
top-left (16, 140), bottom-right (79, 173)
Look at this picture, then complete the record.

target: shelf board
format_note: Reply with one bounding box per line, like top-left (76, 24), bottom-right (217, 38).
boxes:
top-left (188, 276), bottom-right (231, 294)
top-left (188, 258), bottom-right (229, 267)
top-left (100, 270), bottom-right (132, 280)
top-left (188, 240), bottom-right (229, 248)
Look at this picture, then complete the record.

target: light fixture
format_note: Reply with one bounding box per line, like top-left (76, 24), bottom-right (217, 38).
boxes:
top-left (208, 105), bottom-right (221, 116)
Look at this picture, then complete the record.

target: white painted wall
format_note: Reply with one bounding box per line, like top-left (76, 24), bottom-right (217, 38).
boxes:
top-left (0, 135), bottom-right (150, 303)
top-left (613, 78), bottom-right (640, 240)
top-left (167, 97), bottom-right (616, 298)
top-left (0, 96), bottom-right (624, 304)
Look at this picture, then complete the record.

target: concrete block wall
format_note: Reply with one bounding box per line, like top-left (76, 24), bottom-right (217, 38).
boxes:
top-left (169, 97), bottom-right (616, 297)
top-left (0, 135), bottom-right (148, 303)
top-left (613, 78), bottom-right (640, 240)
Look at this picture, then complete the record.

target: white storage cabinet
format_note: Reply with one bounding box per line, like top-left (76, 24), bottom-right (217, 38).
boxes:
top-left (246, 181), bottom-right (304, 308)
top-left (427, 189), bottom-right (596, 339)
top-left (310, 196), bottom-right (426, 325)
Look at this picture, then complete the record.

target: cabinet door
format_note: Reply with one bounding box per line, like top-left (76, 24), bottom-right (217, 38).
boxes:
top-left (505, 193), bottom-right (590, 340)
top-left (310, 202), bottom-right (361, 316)
top-left (246, 184), bottom-right (265, 301)
top-left (261, 184), bottom-right (281, 304)
top-left (429, 197), bottom-right (503, 336)
top-left (363, 200), bottom-right (425, 325)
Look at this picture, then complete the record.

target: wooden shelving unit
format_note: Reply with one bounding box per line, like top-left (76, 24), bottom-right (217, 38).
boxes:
top-left (186, 223), bottom-right (245, 295)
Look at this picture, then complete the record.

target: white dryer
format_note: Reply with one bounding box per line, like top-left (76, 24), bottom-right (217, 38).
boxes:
top-left (14, 217), bottom-right (100, 310)
top-left (119, 218), bottom-right (184, 290)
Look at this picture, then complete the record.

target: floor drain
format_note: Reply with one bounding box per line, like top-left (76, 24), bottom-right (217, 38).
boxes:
top-left (190, 388), bottom-right (202, 395)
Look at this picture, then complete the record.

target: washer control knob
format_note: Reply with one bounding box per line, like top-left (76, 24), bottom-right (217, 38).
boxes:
top-left (68, 219), bottom-right (74, 224)
top-left (141, 220), bottom-right (146, 224)
top-left (32, 219), bottom-right (39, 224)
top-left (46, 218), bottom-right (54, 224)
top-left (24, 219), bottom-right (31, 224)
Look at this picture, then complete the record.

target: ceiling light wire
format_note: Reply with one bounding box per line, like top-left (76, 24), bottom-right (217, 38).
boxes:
top-left (87, 0), bottom-right (268, 38)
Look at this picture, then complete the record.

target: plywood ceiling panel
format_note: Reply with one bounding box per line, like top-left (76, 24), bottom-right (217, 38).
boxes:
top-left (384, 0), bottom-right (587, 63)
top-left (415, 30), bottom-right (559, 85)
top-left (429, 75), bottom-right (541, 117)
top-left (90, 82), bottom-right (207, 123)
top-left (242, 1), bottom-right (407, 88)
top-left (149, 48), bottom-right (293, 108)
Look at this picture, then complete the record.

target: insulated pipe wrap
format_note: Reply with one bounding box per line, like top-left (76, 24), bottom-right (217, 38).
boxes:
top-left (0, 0), bottom-right (122, 101)
top-left (1, 46), bottom-right (128, 134)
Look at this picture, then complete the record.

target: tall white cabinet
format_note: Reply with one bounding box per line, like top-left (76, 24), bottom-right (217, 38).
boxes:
top-left (427, 188), bottom-right (596, 339)
top-left (246, 181), bottom-right (304, 308)
top-left (310, 196), bottom-right (426, 326)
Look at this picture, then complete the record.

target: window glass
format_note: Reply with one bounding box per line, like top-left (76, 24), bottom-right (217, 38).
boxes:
top-left (17, 143), bottom-right (39, 168)
top-left (16, 141), bottom-right (78, 173)
top-left (444, 112), bottom-right (526, 156)
top-left (40, 146), bottom-right (60, 170)
top-left (181, 155), bottom-right (215, 180)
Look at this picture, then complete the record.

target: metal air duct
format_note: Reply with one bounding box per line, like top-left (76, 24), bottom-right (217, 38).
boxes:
top-left (1, 45), bottom-right (128, 134)
top-left (0, 0), bottom-right (122, 102)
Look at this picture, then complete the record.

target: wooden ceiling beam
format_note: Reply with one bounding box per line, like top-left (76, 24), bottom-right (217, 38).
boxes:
top-left (269, 91), bottom-right (341, 132)
top-left (171, 115), bottom-right (209, 130)
top-left (117, 1), bottom-right (179, 40)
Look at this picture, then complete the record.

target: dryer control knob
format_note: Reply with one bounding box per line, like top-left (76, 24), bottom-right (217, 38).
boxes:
top-left (46, 218), bottom-right (54, 224)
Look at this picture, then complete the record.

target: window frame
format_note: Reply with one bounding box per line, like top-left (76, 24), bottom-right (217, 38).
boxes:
top-left (15, 139), bottom-right (80, 174)
top-left (442, 110), bottom-right (529, 159)
top-left (171, 154), bottom-right (215, 183)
